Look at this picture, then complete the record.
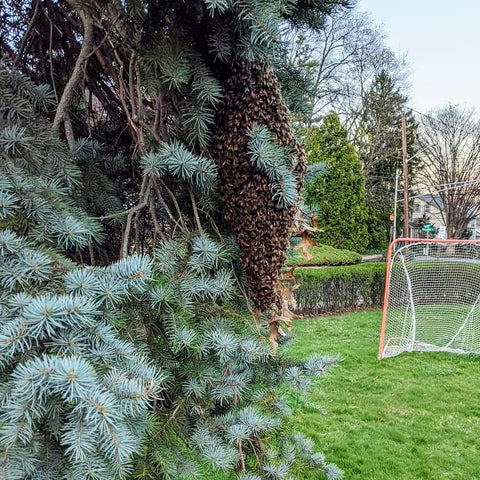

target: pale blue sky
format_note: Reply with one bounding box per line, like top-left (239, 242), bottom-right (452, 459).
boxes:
top-left (358, 0), bottom-right (480, 113)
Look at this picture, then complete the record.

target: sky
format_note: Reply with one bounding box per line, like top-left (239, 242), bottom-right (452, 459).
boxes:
top-left (358, 0), bottom-right (480, 114)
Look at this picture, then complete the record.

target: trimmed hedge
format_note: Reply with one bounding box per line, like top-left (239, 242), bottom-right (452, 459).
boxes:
top-left (286, 244), bottom-right (362, 267)
top-left (390, 259), bottom-right (480, 305)
top-left (294, 262), bottom-right (386, 316)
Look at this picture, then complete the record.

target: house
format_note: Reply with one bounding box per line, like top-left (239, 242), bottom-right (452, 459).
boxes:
top-left (468, 217), bottom-right (480, 239)
top-left (411, 193), bottom-right (480, 239)
top-left (411, 194), bottom-right (445, 230)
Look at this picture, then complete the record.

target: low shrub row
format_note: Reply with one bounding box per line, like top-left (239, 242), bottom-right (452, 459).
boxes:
top-left (294, 262), bottom-right (386, 316)
top-left (390, 259), bottom-right (480, 304)
top-left (286, 243), bottom-right (362, 266)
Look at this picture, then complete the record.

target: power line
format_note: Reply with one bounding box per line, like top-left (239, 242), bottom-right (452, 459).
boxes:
top-left (408, 106), bottom-right (437, 123)
top-left (399, 180), bottom-right (480, 203)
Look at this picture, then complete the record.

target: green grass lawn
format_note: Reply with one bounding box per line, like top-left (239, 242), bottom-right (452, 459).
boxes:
top-left (287, 310), bottom-right (480, 480)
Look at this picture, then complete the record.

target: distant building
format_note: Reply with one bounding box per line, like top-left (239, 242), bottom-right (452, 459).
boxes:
top-left (468, 218), bottom-right (480, 239)
top-left (411, 194), bottom-right (445, 230)
top-left (410, 194), bottom-right (480, 239)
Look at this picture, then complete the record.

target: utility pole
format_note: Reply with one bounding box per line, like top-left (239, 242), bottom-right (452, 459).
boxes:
top-left (393, 168), bottom-right (400, 242)
top-left (401, 113), bottom-right (409, 237)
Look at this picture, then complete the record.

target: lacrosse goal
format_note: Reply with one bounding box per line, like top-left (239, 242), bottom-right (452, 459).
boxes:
top-left (379, 238), bottom-right (480, 359)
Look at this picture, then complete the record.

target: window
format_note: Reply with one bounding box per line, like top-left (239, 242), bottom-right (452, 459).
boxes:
top-left (414, 203), bottom-right (421, 213)
top-left (424, 204), bottom-right (431, 213)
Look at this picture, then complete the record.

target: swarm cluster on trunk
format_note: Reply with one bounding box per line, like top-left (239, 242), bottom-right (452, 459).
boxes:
top-left (211, 61), bottom-right (306, 313)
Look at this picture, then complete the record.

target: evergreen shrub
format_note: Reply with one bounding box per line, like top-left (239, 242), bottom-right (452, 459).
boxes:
top-left (303, 114), bottom-right (370, 253)
top-left (286, 244), bottom-right (361, 266)
top-left (294, 263), bottom-right (386, 316)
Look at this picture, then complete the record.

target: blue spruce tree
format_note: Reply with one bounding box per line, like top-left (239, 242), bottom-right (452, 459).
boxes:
top-left (0, 0), bottom-right (352, 478)
top-left (0, 63), bottom-right (166, 479)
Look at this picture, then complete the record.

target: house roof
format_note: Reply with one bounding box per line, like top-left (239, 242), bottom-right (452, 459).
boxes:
top-left (415, 194), bottom-right (445, 210)
top-left (415, 193), bottom-right (480, 220)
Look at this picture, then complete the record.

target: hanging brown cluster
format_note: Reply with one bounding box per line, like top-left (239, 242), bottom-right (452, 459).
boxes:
top-left (211, 61), bottom-right (306, 313)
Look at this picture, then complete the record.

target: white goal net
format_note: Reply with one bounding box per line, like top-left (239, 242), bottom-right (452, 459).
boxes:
top-left (379, 238), bottom-right (480, 359)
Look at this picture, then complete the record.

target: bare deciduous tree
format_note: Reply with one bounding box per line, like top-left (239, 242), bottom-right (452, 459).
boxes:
top-left (284, 7), bottom-right (409, 134)
top-left (419, 105), bottom-right (480, 238)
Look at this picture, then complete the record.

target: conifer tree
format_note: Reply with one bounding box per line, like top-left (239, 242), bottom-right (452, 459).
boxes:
top-left (0, 62), bottom-right (166, 479)
top-left (304, 113), bottom-right (369, 252)
top-left (0, 59), bottom-right (344, 480)
top-left (0, 1), bottom-right (352, 478)
top-left (358, 71), bottom-right (418, 246)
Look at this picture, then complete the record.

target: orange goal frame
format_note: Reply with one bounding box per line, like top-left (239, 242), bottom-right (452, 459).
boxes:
top-left (378, 237), bottom-right (480, 360)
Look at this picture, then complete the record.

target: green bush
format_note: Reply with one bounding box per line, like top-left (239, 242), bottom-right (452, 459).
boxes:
top-left (294, 263), bottom-right (386, 316)
top-left (286, 244), bottom-right (362, 266)
top-left (303, 114), bottom-right (370, 253)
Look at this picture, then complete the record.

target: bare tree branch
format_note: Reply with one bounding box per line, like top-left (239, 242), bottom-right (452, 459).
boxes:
top-left (52, 2), bottom-right (94, 131)
top-left (419, 105), bottom-right (480, 238)
top-left (13, 0), bottom-right (41, 67)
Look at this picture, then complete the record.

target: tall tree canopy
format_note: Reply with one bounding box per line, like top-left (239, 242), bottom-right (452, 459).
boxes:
top-left (357, 71), bottom-right (418, 246)
top-left (419, 104), bottom-right (480, 238)
top-left (283, 8), bottom-right (408, 129)
top-left (0, 1), bottom-right (350, 479)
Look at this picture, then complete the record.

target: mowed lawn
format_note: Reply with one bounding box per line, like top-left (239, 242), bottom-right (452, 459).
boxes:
top-left (287, 310), bottom-right (480, 480)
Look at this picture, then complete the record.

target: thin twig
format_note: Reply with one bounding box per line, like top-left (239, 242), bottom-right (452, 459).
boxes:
top-left (160, 179), bottom-right (187, 230)
top-left (149, 197), bottom-right (168, 243)
top-left (238, 440), bottom-right (246, 473)
top-left (128, 53), bottom-right (138, 121)
top-left (14, 0), bottom-right (41, 67)
top-left (85, 11), bottom-right (122, 58)
top-left (152, 178), bottom-right (176, 226)
top-left (94, 201), bottom-right (146, 220)
top-left (188, 186), bottom-right (203, 233)
top-left (88, 241), bottom-right (95, 266)
top-left (47, 10), bottom-right (58, 104)
top-left (112, 45), bottom-right (139, 141)
top-left (121, 176), bottom-right (150, 258)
